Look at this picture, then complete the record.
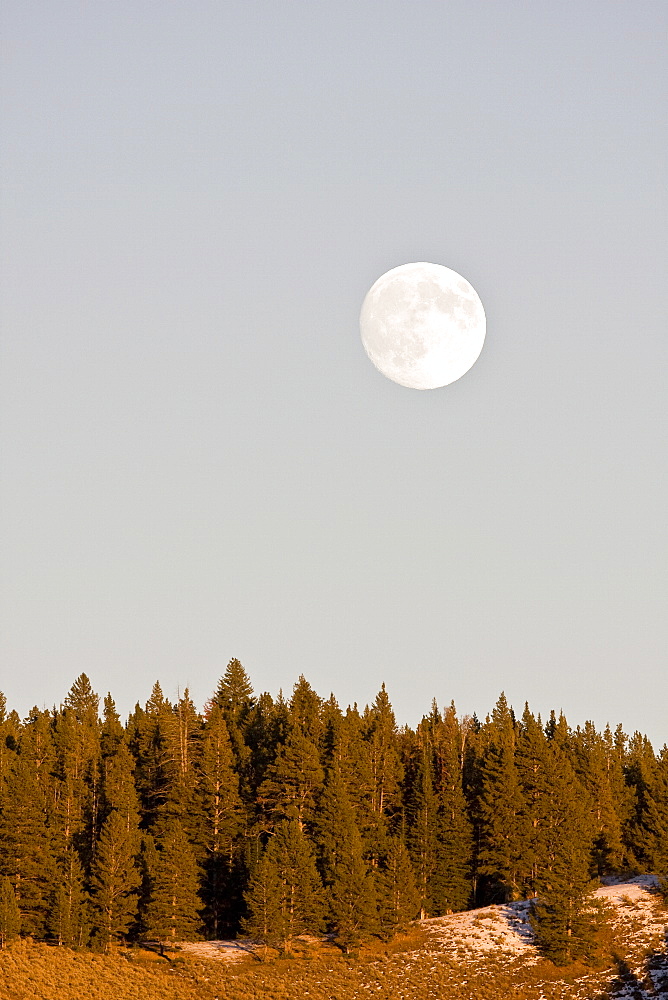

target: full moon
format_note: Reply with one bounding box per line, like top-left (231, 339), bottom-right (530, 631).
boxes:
top-left (359, 262), bottom-right (486, 389)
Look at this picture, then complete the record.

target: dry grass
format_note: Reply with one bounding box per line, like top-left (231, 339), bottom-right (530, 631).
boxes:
top-left (1, 882), bottom-right (666, 1000)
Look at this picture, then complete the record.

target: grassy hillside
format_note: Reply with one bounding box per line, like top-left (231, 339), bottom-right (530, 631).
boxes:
top-left (1, 880), bottom-right (665, 1000)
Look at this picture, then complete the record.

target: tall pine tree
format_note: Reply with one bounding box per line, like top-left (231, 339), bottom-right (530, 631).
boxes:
top-left (314, 766), bottom-right (378, 952)
top-left (89, 809), bottom-right (140, 950)
top-left (431, 703), bottom-right (473, 913)
top-left (377, 839), bottom-right (420, 939)
top-left (530, 746), bottom-right (598, 964)
top-left (476, 694), bottom-right (527, 903)
top-left (0, 877), bottom-right (21, 949)
top-left (144, 820), bottom-right (202, 948)
top-left (243, 820), bottom-right (324, 954)
top-left (0, 757), bottom-right (57, 937)
top-left (198, 704), bottom-right (244, 937)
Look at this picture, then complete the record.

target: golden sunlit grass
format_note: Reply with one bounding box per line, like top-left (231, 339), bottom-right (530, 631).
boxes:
top-left (1, 895), bottom-right (666, 1000)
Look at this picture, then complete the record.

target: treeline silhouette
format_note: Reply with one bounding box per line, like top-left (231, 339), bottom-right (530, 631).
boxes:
top-left (0, 661), bottom-right (666, 962)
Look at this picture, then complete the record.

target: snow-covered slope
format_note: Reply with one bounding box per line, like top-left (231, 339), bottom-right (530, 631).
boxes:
top-left (419, 875), bottom-right (667, 999)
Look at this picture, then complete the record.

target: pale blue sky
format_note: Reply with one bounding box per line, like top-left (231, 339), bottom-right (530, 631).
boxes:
top-left (1, 2), bottom-right (666, 745)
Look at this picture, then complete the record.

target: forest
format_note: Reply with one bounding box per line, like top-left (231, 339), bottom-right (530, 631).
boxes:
top-left (0, 661), bottom-right (666, 967)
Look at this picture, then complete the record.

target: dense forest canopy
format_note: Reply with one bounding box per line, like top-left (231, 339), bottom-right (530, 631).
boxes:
top-left (0, 662), bottom-right (666, 964)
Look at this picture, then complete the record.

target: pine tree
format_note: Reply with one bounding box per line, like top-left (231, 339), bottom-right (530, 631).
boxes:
top-left (17, 707), bottom-right (57, 799)
top-left (635, 746), bottom-right (668, 897)
top-left (258, 728), bottom-right (324, 832)
top-left (60, 672), bottom-right (102, 859)
top-left (321, 694), bottom-right (344, 766)
top-left (135, 833), bottom-right (158, 941)
top-left (199, 704), bottom-right (243, 854)
top-left (571, 721), bottom-right (625, 875)
top-left (0, 757), bottom-right (58, 936)
top-left (362, 686), bottom-right (403, 863)
top-left (126, 682), bottom-right (172, 829)
top-left (144, 820), bottom-right (202, 948)
top-left (241, 851), bottom-right (283, 953)
top-left (377, 840), bottom-right (420, 939)
top-left (403, 728), bottom-right (439, 917)
top-left (0, 877), bottom-right (21, 948)
top-left (48, 846), bottom-right (89, 947)
top-left (431, 704), bottom-right (473, 913)
top-left (100, 742), bottom-right (141, 845)
top-left (89, 809), bottom-right (140, 950)
top-left (0, 694), bottom-right (18, 787)
top-left (198, 704), bottom-right (244, 937)
top-left (476, 693), bottom-right (527, 903)
top-left (515, 704), bottom-right (552, 897)
top-left (213, 659), bottom-right (254, 723)
top-left (332, 704), bottom-right (375, 835)
top-left (100, 694), bottom-right (125, 758)
top-left (52, 691), bottom-right (102, 865)
top-left (242, 691), bottom-right (286, 799)
top-left (314, 767), bottom-right (378, 952)
top-left (289, 676), bottom-right (323, 747)
top-left (64, 674), bottom-right (100, 722)
top-left (212, 660), bottom-right (254, 797)
top-left (243, 820), bottom-right (324, 953)
top-left (158, 690), bottom-right (203, 843)
top-left (624, 731), bottom-right (662, 871)
top-left (328, 820), bottom-right (378, 953)
top-left (529, 746), bottom-right (598, 964)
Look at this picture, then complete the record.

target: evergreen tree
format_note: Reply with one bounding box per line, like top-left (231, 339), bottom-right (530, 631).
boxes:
top-left (213, 659), bottom-right (254, 724)
top-left (0, 694), bottom-right (18, 787)
top-left (515, 704), bottom-right (552, 897)
top-left (0, 877), bottom-right (20, 948)
top-left (624, 731), bottom-right (661, 871)
top-left (431, 704), bottom-right (473, 913)
top-left (0, 757), bottom-right (58, 936)
top-left (476, 693), bottom-right (527, 903)
top-left (212, 660), bottom-right (254, 797)
top-left (198, 704), bottom-right (244, 937)
top-left (198, 703), bottom-right (243, 856)
top-left (135, 833), bottom-right (158, 941)
top-left (362, 686), bottom-right (403, 863)
top-left (59, 673), bottom-right (102, 860)
top-left (329, 825), bottom-right (379, 954)
top-left (314, 765), bottom-right (352, 879)
top-left (377, 840), bottom-right (420, 939)
top-left (332, 704), bottom-right (375, 832)
top-left (243, 820), bottom-right (324, 953)
top-left (258, 728), bottom-right (324, 832)
top-left (100, 694), bottom-right (125, 758)
top-left (289, 676), bottom-right (324, 747)
top-left (89, 809), bottom-right (140, 950)
top-left (144, 820), bottom-right (202, 948)
top-left (241, 851), bottom-right (282, 953)
top-left (314, 767), bottom-right (378, 952)
top-left (52, 700), bottom-right (101, 864)
top-left (243, 691), bottom-right (286, 800)
top-left (17, 707), bottom-right (57, 800)
top-left (48, 846), bottom-right (89, 947)
top-left (100, 741), bottom-right (141, 845)
top-left (321, 694), bottom-right (344, 766)
top-left (635, 746), bottom-right (668, 896)
top-left (571, 721), bottom-right (625, 875)
top-left (529, 746), bottom-right (598, 964)
top-left (126, 682), bottom-right (172, 829)
top-left (158, 690), bottom-right (203, 843)
top-left (64, 674), bottom-right (100, 722)
top-left (403, 728), bottom-right (439, 917)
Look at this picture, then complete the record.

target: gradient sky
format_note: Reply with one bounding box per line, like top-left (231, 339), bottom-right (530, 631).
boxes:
top-left (1, 2), bottom-right (666, 746)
